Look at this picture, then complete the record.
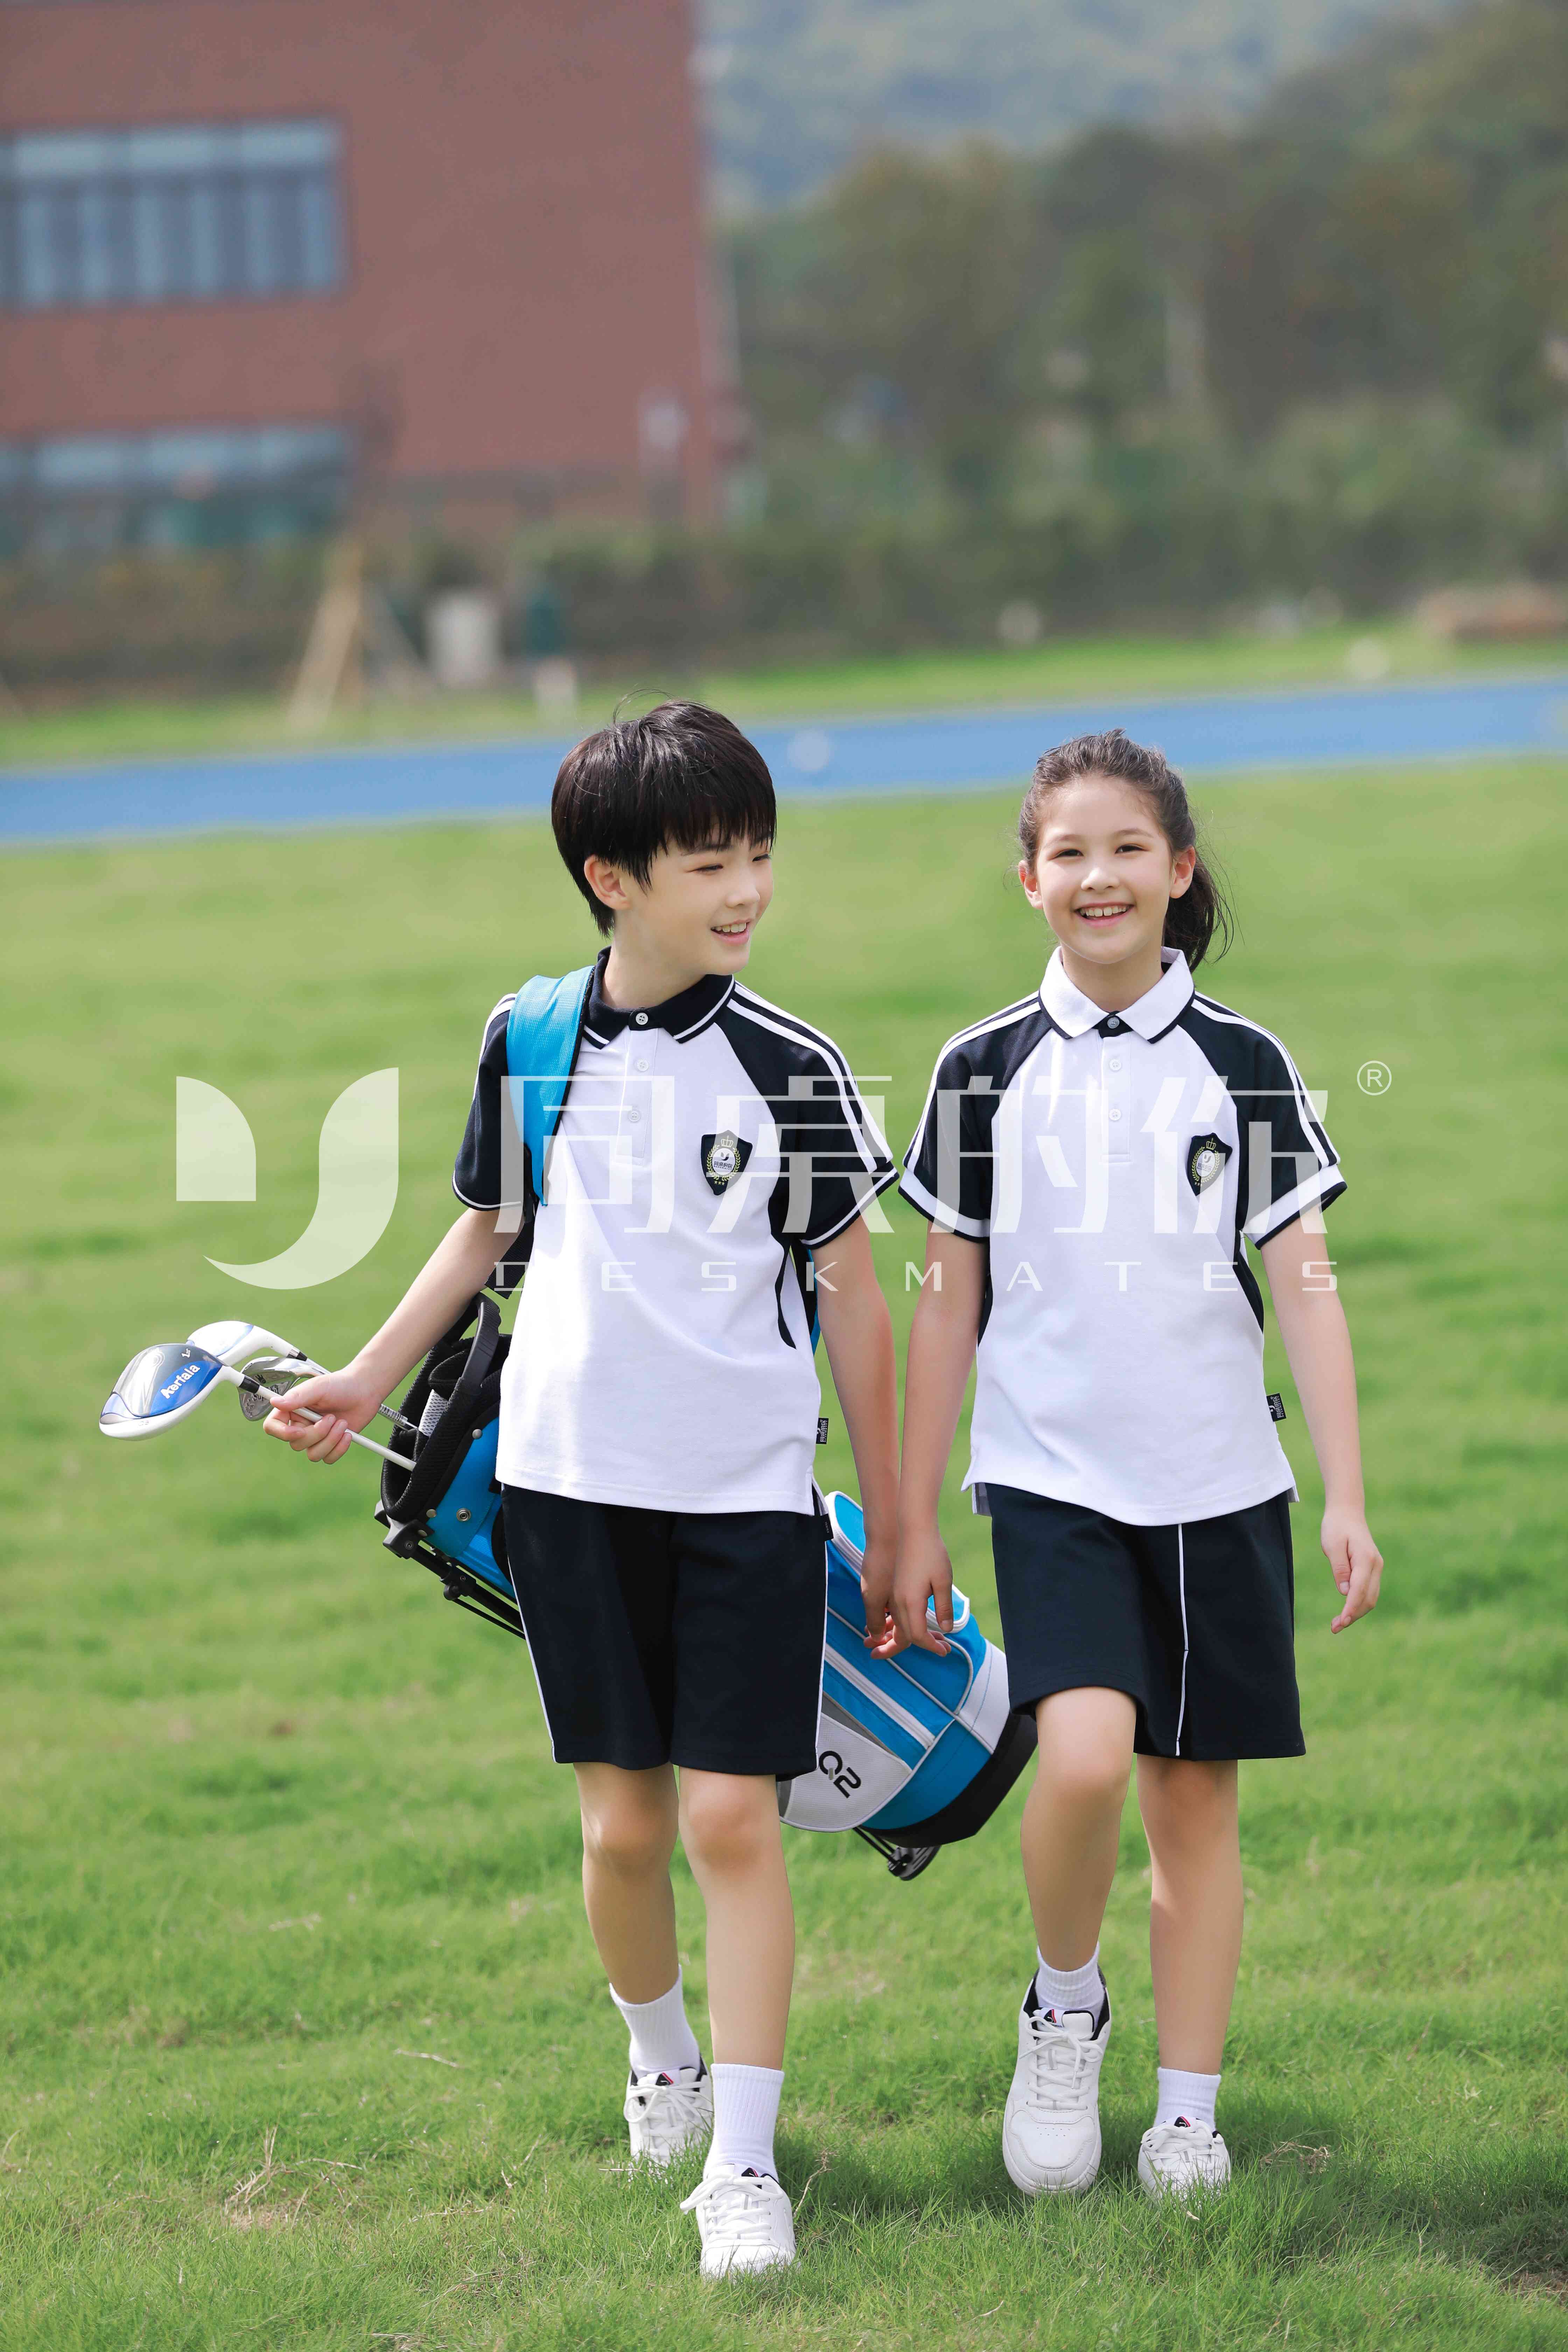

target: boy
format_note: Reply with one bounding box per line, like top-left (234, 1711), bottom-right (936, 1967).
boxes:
top-left (267, 702), bottom-right (901, 2276)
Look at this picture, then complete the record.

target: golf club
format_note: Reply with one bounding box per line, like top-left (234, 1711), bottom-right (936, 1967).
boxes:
top-left (186, 1319), bottom-right (419, 1435)
top-left (99, 1341), bottom-right (406, 1465)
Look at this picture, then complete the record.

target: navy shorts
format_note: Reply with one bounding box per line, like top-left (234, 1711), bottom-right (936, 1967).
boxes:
top-left (987, 1485), bottom-right (1304, 1761)
top-left (501, 1487), bottom-right (826, 1778)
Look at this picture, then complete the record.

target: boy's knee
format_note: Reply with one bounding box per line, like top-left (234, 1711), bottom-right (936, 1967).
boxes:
top-left (581, 1795), bottom-right (673, 1879)
top-left (679, 1774), bottom-right (778, 1875)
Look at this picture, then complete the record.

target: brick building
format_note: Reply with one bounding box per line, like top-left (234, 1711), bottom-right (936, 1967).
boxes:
top-left (0, 0), bottom-right (720, 549)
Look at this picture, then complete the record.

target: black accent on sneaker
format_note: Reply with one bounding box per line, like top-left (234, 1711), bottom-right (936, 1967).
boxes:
top-left (629, 2060), bottom-right (705, 2094)
top-left (1022, 1971), bottom-right (1111, 2036)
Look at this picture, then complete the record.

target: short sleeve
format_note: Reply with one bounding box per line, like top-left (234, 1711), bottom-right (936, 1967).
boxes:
top-left (451, 996), bottom-right (516, 1214)
top-left (782, 1051), bottom-right (898, 1248)
top-left (899, 1039), bottom-right (998, 1238)
top-left (1238, 1032), bottom-right (1345, 1245)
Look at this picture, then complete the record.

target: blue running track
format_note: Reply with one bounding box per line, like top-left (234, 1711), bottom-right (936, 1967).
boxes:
top-left (4, 672), bottom-right (1567, 844)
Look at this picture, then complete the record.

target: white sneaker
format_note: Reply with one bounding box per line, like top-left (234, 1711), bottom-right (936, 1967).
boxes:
top-left (623, 2060), bottom-right (712, 2167)
top-left (1002, 1975), bottom-right (1111, 2196)
top-left (1138, 2118), bottom-right (1231, 2199)
top-left (680, 2165), bottom-right (796, 2278)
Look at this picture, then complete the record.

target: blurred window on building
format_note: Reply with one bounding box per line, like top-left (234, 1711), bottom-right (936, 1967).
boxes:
top-left (0, 118), bottom-right (343, 309)
top-left (0, 419), bottom-right (349, 551)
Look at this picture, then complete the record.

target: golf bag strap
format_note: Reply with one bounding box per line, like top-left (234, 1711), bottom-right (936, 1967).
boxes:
top-left (505, 968), bottom-right (596, 1216)
top-left (501, 964), bottom-right (820, 1354)
top-left (391, 1294), bottom-right (502, 1525)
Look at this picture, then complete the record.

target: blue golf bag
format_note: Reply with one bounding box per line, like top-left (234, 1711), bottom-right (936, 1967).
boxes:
top-left (374, 969), bottom-right (1037, 1875)
top-left (374, 1288), bottom-right (518, 1636)
top-left (781, 1491), bottom-right (1035, 1876)
top-left (374, 968), bottom-right (596, 1632)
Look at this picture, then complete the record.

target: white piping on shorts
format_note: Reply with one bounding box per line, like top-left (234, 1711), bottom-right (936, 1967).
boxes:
top-left (1174, 1523), bottom-right (1190, 1756)
top-left (503, 1547), bottom-right (560, 1749)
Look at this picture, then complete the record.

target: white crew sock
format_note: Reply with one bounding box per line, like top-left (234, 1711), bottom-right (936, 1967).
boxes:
top-left (1154, 2066), bottom-right (1220, 2131)
top-left (1034, 1944), bottom-right (1103, 2018)
top-left (705, 2062), bottom-right (784, 2180)
top-left (609, 1971), bottom-right (702, 2080)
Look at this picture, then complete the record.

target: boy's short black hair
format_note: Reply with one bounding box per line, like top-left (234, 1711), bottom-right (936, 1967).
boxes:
top-left (551, 701), bottom-right (777, 936)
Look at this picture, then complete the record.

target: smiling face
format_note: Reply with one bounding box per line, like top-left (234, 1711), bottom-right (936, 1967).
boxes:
top-left (585, 832), bottom-right (775, 993)
top-left (1019, 775), bottom-right (1195, 999)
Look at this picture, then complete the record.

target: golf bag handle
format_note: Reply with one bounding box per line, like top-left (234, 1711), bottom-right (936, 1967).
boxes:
top-left (381, 1293), bottom-right (502, 1528)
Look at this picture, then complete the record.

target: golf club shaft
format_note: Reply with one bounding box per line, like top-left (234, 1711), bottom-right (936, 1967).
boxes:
top-left (282, 1359), bottom-right (418, 1437)
top-left (265, 1356), bottom-right (419, 1437)
top-left (248, 1380), bottom-right (407, 1466)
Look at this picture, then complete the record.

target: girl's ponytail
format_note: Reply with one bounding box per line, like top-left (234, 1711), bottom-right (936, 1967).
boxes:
top-left (1018, 728), bottom-right (1233, 969)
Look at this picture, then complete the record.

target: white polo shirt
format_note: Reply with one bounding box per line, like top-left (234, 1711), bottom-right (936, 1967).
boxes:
top-left (454, 957), bottom-right (896, 1513)
top-left (900, 947), bottom-right (1345, 1527)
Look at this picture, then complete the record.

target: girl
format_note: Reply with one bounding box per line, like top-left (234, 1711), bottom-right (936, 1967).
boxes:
top-left (893, 728), bottom-right (1382, 2199)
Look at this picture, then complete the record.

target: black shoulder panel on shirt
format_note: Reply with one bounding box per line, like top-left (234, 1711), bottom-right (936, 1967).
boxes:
top-left (719, 991), bottom-right (830, 1098)
top-left (1176, 993), bottom-right (1271, 1096)
top-left (1180, 993), bottom-right (1336, 1168)
top-left (906, 998), bottom-right (1054, 1163)
top-left (1179, 992), bottom-right (1341, 1294)
top-left (951, 1000), bottom-right (1056, 1102)
top-left (719, 989), bottom-right (894, 1253)
top-left (451, 994), bottom-right (517, 1214)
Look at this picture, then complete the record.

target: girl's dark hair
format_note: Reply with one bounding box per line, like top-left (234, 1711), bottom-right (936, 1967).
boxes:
top-left (551, 701), bottom-right (776, 935)
top-left (1018, 727), bottom-right (1233, 968)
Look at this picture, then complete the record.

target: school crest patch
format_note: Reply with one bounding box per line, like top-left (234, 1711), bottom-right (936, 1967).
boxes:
top-left (700, 1129), bottom-right (751, 1196)
top-left (1185, 1132), bottom-right (1232, 1195)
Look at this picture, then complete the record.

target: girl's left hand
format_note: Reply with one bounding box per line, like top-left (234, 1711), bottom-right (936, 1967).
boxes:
top-left (890, 1527), bottom-right (955, 1657)
top-left (1321, 1505), bottom-right (1383, 1633)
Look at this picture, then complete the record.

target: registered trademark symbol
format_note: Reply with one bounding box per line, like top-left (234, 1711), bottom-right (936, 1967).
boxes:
top-left (1357, 1060), bottom-right (1392, 1096)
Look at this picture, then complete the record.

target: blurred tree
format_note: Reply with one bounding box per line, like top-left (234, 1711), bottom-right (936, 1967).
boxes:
top-left (1045, 232), bottom-right (1167, 429)
top-left (731, 0), bottom-right (1568, 509)
top-left (739, 142), bottom-right (1036, 507)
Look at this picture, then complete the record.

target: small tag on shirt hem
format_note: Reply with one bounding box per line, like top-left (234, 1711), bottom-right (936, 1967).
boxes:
top-left (1267, 1392), bottom-right (1287, 1422)
top-left (816, 1416), bottom-right (830, 1445)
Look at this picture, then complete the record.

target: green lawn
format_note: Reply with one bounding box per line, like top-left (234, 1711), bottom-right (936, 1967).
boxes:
top-left (4, 621), bottom-right (1566, 770)
top-left (2, 758), bottom-right (1565, 2349)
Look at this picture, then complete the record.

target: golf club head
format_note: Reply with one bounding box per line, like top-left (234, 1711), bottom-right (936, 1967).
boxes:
top-left (99, 1342), bottom-right (231, 1439)
top-left (237, 1354), bottom-right (307, 1422)
top-left (188, 1318), bottom-right (306, 1371)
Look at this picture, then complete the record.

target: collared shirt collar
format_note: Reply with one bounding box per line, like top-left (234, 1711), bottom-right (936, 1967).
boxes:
top-left (582, 949), bottom-right (735, 1044)
top-left (1040, 944), bottom-right (1194, 1041)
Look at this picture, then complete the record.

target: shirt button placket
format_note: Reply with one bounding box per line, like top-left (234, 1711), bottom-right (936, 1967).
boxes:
top-left (1103, 1026), bottom-right (1132, 1164)
top-left (629, 1026), bottom-right (658, 1165)
top-left (626, 1011), bottom-right (650, 1157)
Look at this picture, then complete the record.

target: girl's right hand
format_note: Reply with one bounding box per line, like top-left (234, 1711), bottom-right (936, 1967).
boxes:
top-left (262, 1367), bottom-right (386, 1465)
top-left (891, 1527), bottom-right (955, 1656)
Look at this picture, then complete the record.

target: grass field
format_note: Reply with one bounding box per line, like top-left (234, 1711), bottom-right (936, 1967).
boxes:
top-left (4, 620), bottom-right (1566, 770)
top-left (3, 754), bottom-right (1566, 2350)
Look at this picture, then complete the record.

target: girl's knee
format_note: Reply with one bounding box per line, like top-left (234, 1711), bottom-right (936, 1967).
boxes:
top-left (1139, 1757), bottom-right (1237, 1849)
top-left (1036, 1743), bottom-right (1133, 1816)
top-left (1035, 1689), bottom-right (1136, 1813)
top-left (678, 1773), bottom-right (779, 1875)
